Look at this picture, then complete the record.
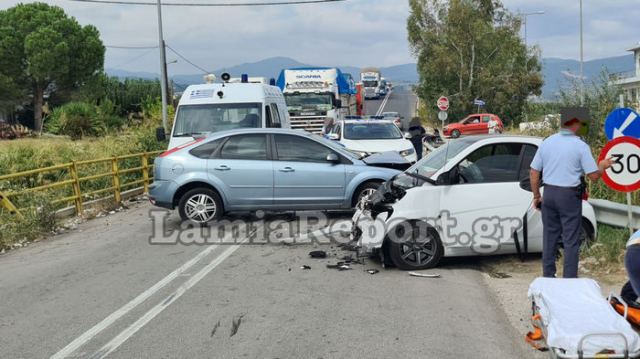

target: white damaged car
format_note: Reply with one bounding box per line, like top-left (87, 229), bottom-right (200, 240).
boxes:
top-left (351, 135), bottom-right (597, 270)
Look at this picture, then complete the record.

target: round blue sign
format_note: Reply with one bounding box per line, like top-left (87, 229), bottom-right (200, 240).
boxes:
top-left (605, 108), bottom-right (640, 141)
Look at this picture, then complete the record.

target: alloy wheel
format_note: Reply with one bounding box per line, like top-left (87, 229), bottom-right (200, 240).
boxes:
top-left (184, 194), bottom-right (217, 223)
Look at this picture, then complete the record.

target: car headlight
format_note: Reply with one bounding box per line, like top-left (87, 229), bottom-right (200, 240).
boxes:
top-left (400, 148), bottom-right (415, 157)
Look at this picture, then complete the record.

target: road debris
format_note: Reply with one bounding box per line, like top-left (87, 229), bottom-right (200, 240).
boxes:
top-left (210, 320), bottom-right (220, 337)
top-left (300, 265), bottom-right (312, 270)
top-left (230, 314), bottom-right (245, 337)
top-left (326, 262), bottom-right (352, 271)
top-left (366, 269), bottom-right (379, 275)
top-left (308, 250), bottom-right (327, 258)
top-left (408, 272), bottom-right (441, 278)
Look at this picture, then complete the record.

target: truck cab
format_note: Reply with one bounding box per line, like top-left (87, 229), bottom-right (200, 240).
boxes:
top-left (165, 75), bottom-right (290, 149)
top-left (277, 67), bottom-right (357, 134)
top-left (360, 67), bottom-right (382, 100)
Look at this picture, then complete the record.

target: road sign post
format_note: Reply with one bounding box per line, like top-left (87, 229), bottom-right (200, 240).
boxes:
top-left (436, 97), bottom-right (449, 134)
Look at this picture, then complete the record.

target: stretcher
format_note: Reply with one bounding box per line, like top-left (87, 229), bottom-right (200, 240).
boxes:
top-left (527, 278), bottom-right (640, 358)
top-left (611, 297), bottom-right (640, 329)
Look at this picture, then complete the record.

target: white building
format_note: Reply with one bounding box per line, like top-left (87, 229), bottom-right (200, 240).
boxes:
top-left (613, 44), bottom-right (640, 108)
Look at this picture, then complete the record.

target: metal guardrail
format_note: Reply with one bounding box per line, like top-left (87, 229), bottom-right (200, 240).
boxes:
top-left (0, 151), bottom-right (163, 218)
top-left (589, 198), bottom-right (640, 229)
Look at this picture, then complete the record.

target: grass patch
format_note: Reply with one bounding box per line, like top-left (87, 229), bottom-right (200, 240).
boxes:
top-left (581, 224), bottom-right (629, 274)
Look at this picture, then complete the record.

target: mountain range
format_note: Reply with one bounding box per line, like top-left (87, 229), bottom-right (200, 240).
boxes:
top-left (106, 54), bottom-right (636, 99)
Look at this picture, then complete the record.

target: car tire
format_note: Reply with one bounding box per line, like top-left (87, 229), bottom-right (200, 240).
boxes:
top-left (451, 129), bottom-right (461, 138)
top-left (352, 181), bottom-right (382, 208)
top-left (388, 223), bottom-right (444, 270)
top-left (580, 218), bottom-right (595, 248)
top-left (178, 188), bottom-right (223, 225)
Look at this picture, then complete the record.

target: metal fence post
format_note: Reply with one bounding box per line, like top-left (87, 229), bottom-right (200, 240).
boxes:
top-left (69, 162), bottom-right (83, 216)
top-left (111, 157), bottom-right (122, 204)
top-left (0, 191), bottom-right (23, 220)
top-left (142, 153), bottom-right (150, 193)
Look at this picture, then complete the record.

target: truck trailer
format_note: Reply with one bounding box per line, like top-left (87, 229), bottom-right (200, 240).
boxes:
top-left (276, 67), bottom-right (357, 134)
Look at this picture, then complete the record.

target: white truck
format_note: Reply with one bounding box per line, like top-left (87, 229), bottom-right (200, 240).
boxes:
top-left (276, 67), bottom-right (357, 134)
top-left (360, 67), bottom-right (382, 100)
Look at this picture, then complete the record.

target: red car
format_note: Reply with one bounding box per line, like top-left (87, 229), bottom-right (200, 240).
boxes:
top-left (443, 113), bottom-right (503, 138)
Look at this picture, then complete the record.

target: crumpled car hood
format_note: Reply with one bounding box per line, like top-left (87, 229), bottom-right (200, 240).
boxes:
top-left (362, 151), bottom-right (411, 170)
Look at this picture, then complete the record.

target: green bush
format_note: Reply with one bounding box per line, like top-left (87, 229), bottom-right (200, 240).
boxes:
top-left (46, 102), bottom-right (106, 140)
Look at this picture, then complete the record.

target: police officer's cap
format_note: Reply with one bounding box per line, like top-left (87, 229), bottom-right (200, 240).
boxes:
top-left (560, 107), bottom-right (590, 126)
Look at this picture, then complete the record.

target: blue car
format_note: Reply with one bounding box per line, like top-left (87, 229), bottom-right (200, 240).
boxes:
top-left (149, 129), bottom-right (406, 224)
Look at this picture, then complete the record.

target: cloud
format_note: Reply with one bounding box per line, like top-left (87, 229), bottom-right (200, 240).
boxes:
top-left (1, 0), bottom-right (638, 75)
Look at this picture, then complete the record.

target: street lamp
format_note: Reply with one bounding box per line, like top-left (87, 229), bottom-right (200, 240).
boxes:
top-left (522, 11), bottom-right (545, 50)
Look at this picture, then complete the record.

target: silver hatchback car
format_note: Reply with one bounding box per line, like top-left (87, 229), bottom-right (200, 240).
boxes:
top-left (149, 129), bottom-right (405, 223)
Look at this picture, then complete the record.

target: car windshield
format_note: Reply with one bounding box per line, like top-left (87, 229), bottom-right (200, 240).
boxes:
top-left (284, 93), bottom-right (333, 112)
top-left (362, 80), bottom-right (378, 88)
top-left (344, 122), bottom-right (402, 140)
top-left (407, 138), bottom-right (479, 178)
top-left (173, 103), bottom-right (262, 137)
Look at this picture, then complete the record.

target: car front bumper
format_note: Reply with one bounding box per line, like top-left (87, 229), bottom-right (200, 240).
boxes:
top-left (351, 208), bottom-right (388, 254)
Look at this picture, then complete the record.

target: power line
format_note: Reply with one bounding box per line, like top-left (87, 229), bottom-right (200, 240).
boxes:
top-left (106, 45), bottom-right (159, 49)
top-left (165, 44), bottom-right (211, 74)
top-left (109, 48), bottom-right (156, 70)
top-left (67, 0), bottom-right (346, 6)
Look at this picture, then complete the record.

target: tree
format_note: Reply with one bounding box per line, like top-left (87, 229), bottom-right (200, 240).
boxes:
top-left (407, 0), bottom-right (543, 124)
top-left (0, 2), bottom-right (104, 132)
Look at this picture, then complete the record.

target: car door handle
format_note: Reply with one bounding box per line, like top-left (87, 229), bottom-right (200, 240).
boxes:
top-left (279, 167), bottom-right (295, 173)
top-left (214, 165), bottom-right (231, 171)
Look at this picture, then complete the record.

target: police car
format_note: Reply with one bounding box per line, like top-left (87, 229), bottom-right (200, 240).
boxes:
top-left (326, 116), bottom-right (417, 163)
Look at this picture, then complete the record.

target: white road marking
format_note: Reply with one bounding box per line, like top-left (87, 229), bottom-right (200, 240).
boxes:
top-left (50, 244), bottom-right (220, 359)
top-left (90, 242), bottom-right (245, 359)
top-left (375, 91), bottom-right (392, 116)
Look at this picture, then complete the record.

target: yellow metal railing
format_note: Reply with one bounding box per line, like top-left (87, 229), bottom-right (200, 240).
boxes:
top-left (0, 151), bottom-right (163, 218)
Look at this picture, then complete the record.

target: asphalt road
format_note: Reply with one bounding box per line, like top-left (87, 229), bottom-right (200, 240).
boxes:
top-left (365, 85), bottom-right (419, 128)
top-left (0, 204), bottom-right (530, 359)
top-left (0, 88), bottom-right (532, 359)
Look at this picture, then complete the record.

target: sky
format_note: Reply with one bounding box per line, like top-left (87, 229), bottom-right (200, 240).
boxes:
top-left (1, 0), bottom-right (639, 75)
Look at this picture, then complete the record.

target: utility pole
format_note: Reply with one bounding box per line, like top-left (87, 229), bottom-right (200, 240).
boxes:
top-left (579, 0), bottom-right (585, 106)
top-left (156, 0), bottom-right (168, 132)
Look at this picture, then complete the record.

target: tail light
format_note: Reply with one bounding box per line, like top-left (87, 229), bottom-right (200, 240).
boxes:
top-left (159, 138), bottom-right (205, 158)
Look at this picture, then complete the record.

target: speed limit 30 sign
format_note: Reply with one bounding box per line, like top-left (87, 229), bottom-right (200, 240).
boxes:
top-left (598, 136), bottom-right (640, 192)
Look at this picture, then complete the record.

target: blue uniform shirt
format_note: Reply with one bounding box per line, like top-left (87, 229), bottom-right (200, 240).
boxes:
top-left (530, 129), bottom-right (598, 187)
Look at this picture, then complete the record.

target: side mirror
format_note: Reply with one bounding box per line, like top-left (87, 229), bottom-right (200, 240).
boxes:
top-left (519, 177), bottom-right (532, 192)
top-left (404, 132), bottom-right (412, 139)
top-left (326, 153), bottom-right (340, 163)
top-left (519, 176), bottom-right (544, 192)
top-left (156, 127), bottom-right (166, 142)
top-left (328, 133), bottom-right (340, 141)
top-left (436, 167), bottom-right (459, 185)
top-left (272, 122), bottom-right (282, 128)
top-left (334, 99), bottom-right (343, 108)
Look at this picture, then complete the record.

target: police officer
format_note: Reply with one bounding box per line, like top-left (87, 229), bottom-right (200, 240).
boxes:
top-left (529, 108), bottom-right (613, 278)
top-left (407, 117), bottom-right (426, 160)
